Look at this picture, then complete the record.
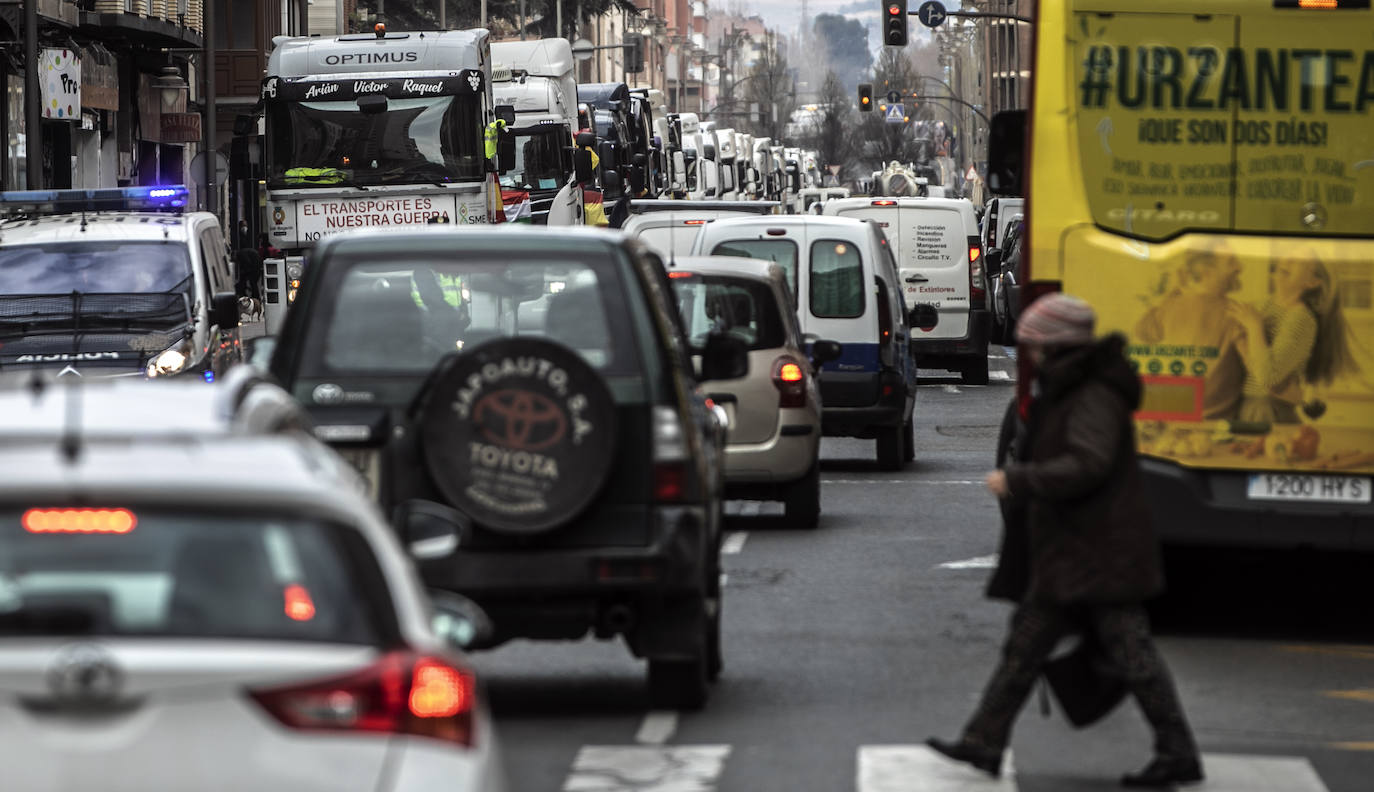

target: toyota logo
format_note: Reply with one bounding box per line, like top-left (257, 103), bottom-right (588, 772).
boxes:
top-left (47, 644), bottom-right (123, 704)
top-left (312, 383), bottom-right (345, 405)
top-left (473, 389), bottom-right (567, 451)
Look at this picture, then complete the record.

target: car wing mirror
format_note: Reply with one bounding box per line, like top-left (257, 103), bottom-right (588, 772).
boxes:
top-left (429, 590), bottom-right (496, 651)
top-left (394, 498), bottom-right (469, 560)
top-left (810, 339), bottom-right (843, 368)
top-left (908, 304), bottom-right (939, 331)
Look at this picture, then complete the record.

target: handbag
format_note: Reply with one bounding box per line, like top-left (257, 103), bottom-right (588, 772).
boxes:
top-left (1043, 634), bottom-right (1128, 728)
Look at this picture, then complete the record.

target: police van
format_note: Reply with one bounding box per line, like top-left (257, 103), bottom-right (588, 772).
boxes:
top-left (0, 186), bottom-right (241, 381)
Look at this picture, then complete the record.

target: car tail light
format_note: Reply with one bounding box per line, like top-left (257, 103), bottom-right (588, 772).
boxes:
top-left (652, 405), bottom-right (691, 502)
top-left (871, 199), bottom-right (897, 206)
top-left (683, 219), bottom-right (707, 225)
top-left (772, 357), bottom-right (807, 408)
top-left (249, 651), bottom-right (476, 746)
top-left (968, 237), bottom-right (985, 305)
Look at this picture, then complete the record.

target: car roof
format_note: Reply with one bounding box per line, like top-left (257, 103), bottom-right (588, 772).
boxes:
top-left (665, 256), bottom-right (779, 283)
top-left (825, 196), bottom-right (975, 212)
top-left (701, 214), bottom-right (873, 232)
top-left (312, 224), bottom-right (634, 258)
top-left (0, 212), bottom-right (203, 245)
top-left (629, 200), bottom-right (780, 215)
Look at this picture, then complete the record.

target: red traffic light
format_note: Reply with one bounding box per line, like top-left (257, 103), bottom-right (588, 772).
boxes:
top-left (889, 4), bottom-right (901, 13)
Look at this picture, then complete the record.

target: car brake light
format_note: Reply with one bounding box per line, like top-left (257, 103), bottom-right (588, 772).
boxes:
top-left (23, 508), bottom-right (137, 534)
top-left (667, 271), bottom-right (696, 278)
top-left (249, 651), bottom-right (476, 746)
top-left (772, 357), bottom-right (807, 408)
top-left (968, 237), bottom-right (985, 305)
top-left (652, 405), bottom-right (691, 502)
top-left (871, 199), bottom-right (896, 206)
top-left (683, 219), bottom-right (707, 225)
top-left (283, 584), bottom-right (316, 622)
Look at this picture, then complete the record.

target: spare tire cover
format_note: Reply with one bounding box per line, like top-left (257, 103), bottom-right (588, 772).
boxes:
top-left (417, 337), bottom-right (618, 534)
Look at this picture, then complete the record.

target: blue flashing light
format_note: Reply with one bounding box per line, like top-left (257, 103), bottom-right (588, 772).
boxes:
top-left (202, 369), bottom-right (216, 383)
top-left (0, 185), bottom-right (190, 216)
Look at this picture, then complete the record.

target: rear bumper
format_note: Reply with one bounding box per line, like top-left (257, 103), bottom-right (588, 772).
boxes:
top-left (1141, 458), bottom-right (1374, 551)
top-left (722, 419), bottom-right (819, 484)
top-left (821, 371), bottom-right (910, 437)
top-left (911, 309), bottom-right (991, 362)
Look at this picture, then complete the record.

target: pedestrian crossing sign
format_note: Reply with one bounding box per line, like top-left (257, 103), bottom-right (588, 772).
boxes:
top-left (885, 103), bottom-right (905, 124)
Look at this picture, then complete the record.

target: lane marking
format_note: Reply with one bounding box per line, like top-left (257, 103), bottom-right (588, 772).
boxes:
top-left (943, 385), bottom-right (963, 394)
top-left (938, 554), bottom-right (999, 570)
top-left (564, 745), bottom-right (730, 791)
top-left (742, 501), bottom-right (761, 517)
top-left (821, 479), bottom-right (982, 485)
top-left (990, 370), bottom-right (1013, 382)
top-left (858, 745), bottom-right (1016, 791)
top-left (721, 532), bottom-right (748, 555)
top-left (1197, 753), bottom-right (1330, 792)
top-left (634, 711), bottom-right (678, 745)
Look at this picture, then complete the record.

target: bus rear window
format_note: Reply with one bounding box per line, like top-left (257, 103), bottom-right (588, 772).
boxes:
top-left (1071, 8), bottom-right (1373, 239)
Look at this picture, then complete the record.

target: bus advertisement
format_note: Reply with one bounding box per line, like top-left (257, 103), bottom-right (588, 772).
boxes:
top-left (1003, 0), bottom-right (1374, 549)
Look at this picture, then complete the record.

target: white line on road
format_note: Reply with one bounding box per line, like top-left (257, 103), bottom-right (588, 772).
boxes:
top-left (1197, 754), bottom-right (1330, 792)
top-left (990, 370), bottom-right (1013, 382)
top-left (721, 532), bottom-right (748, 555)
top-left (564, 745), bottom-right (730, 791)
top-left (943, 385), bottom-right (963, 394)
top-left (859, 745), bottom-right (1016, 792)
top-left (938, 554), bottom-right (1000, 570)
top-left (822, 479), bottom-right (982, 485)
top-left (634, 711), bottom-right (679, 745)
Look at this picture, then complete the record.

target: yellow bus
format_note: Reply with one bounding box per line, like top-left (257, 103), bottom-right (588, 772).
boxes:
top-left (989, 0), bottom-right (1374, 549)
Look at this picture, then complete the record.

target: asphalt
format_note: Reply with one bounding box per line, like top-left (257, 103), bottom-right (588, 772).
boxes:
top-left (469, 349), bottom-right (1374, 792)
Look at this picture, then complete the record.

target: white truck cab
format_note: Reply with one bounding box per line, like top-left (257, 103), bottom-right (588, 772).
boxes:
top-left (492, 38), bottom-right (584, 225)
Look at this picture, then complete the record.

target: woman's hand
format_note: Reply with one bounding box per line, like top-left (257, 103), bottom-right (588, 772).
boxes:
top-left (1226, 301), bottom-right (1265, 334)
top-left (985, 470), bottom-right (1010, 498)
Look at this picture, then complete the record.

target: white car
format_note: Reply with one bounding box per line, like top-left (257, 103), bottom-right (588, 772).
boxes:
top-left (0, 370), bottom-right (505, 792)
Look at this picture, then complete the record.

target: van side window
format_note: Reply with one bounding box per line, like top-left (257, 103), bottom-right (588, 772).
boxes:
top-left (809, 239), bottom-right (864, 319)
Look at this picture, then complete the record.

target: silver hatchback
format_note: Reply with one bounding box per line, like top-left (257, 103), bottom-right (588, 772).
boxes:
top-left (665, 257), bottom-right (840, 528)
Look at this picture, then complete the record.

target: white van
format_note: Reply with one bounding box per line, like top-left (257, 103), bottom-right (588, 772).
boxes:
top-left (823, 196), bottom-right (990, 383)
top-left (622, 203), bottom-right (781, 258)
top-left (691, 216), bottom-right (922, 470)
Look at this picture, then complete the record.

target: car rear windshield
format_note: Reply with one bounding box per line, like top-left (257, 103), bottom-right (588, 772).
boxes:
top-left (306, 251), bottom-right (639, 377)
top-left (0, 242), bottom-right (192, 294)
top-left (670, 274), bottom-right (787, 351)
top-left (0, 510), bottom-right (386, 644)
top-left (710, 239), bottom-right (799, 298)
top-left (810, 239), bottom-right (865, 318)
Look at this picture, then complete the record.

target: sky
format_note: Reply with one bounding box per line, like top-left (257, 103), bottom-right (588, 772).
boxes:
top-left (738, 0), bottom-right (940, 53)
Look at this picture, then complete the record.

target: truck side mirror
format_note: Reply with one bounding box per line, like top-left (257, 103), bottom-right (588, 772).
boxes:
top-left (597, 142), bottom-right (618, 171)
top-left (495, 104), bottom-right (517, 127)
top-left (576, 131), bottom-right (597, 149)
top-left (573, 148), bottom-right (595, 184)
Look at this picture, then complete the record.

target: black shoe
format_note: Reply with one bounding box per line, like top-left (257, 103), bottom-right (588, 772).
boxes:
top-left (925, 737), bottom-right (1002, 778)
top-left (1121, 755), bottom-right (1204, 788)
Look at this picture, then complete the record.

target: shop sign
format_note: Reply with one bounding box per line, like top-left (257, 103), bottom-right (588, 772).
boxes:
top-left (40, 49), bottom-right (81, 120)
top-left (81, 51), bottom-right (119, 111)
top-left (161, 113), bottom-right (202, 143)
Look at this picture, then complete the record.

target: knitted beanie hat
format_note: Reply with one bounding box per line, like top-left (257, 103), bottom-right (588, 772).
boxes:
top-left (1016, 293), bottom-right (1096, 346)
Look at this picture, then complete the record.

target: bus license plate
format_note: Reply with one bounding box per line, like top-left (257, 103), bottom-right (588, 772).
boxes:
top-left (1246, 474), bottom-right (1371, 504)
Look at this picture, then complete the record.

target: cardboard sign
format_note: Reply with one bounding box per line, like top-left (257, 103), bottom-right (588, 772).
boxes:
top-left (40, 49), bottom-right (81, 120)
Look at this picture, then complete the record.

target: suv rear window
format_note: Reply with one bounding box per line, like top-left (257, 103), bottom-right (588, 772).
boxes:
top-left (0, 510), bottom-right (386, 644)
top-left (809, 239), bottom-right (864, 318)
top-left (305, 253), bottom-right (638, 377)
top-left (711, 239), bottom-right (799, 297)
top-left (670, 274), bottom-right (787, 351)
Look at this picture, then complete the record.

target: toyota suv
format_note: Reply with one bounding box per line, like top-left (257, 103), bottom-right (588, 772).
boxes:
top-left (266, 226), bottom-right (740, 709)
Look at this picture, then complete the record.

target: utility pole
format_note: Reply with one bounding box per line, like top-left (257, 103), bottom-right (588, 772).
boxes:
top-left (24, 0), bottom-right (40, 188)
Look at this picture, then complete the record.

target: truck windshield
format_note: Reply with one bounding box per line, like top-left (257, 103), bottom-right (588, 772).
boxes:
top-left (500, 127), bottom-right (567, 191)
top-left (267, 95), bottom-right (484, 188)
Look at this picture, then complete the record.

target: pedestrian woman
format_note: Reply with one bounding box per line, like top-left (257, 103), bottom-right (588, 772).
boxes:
top-left (928, 294), bottom-right (1204, 788)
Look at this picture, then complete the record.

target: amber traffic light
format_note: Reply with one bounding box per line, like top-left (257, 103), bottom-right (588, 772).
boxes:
top-left (858, 83), bottom-right (874, 111)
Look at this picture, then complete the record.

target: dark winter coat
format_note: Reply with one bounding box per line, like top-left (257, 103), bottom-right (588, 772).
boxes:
top-left (1002, 334), bottom-right (1164, 606)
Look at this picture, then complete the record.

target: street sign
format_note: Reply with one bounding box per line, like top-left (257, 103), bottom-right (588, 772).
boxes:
top-left (571, 38), bottom-right (595, 62)
top-left (190, 151), bottom-right (229, 186)
top-left (885, 103), bottom-right (905, 124)
top-left (917, 0), bottom-right (947, 28)
top-left (886, 90), bottom-right (901, 105)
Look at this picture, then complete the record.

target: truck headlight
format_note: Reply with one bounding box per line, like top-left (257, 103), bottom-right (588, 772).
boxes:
top-left (146, 339), bottom-right (193, 378)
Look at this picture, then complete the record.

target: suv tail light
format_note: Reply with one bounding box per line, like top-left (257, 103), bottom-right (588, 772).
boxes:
top-left (652, 405), bottom-right (690, 502)
top-left (772, 357), bottom-right (807, 408)
top-left (249, 651), bottom-right (476, 746)
top-left (968, 236), bottom-right (985, 306)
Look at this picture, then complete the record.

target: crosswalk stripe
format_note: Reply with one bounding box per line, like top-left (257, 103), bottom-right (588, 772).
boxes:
top-left (563, 746), bottom-right (730, 792)
top-left (634, 711), bottom-right (678, 745)
top-left (1197, 754), bottom-right (1330, 791)
top-left (721, 532), bottom-right (748, 555)
top-left (858, 745), bottom-right (1016, 791)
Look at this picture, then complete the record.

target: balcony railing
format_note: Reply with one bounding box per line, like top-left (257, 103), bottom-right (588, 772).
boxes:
top-left (86, 0), bottom-right (201, 31)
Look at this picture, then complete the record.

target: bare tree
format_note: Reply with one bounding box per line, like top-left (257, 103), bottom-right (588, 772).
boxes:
top-left (743, 45), bottom-right (797, 141)
top-left (805, 70), bottom-right (856, 184)
top-left (858, 47), bottom-right (927, 169)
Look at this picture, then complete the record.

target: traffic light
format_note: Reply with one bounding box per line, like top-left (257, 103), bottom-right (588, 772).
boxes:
top-left (858, 83), bottom-right (874, 111)
top-left (885, 1), bottom-right (909, 47)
